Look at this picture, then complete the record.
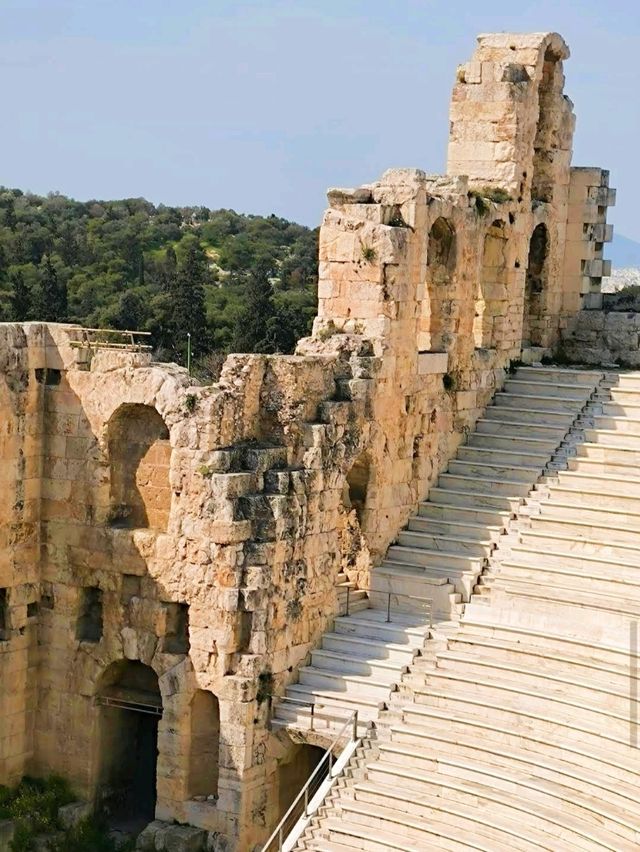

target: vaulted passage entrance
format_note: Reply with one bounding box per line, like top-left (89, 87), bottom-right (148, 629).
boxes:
top-left (522, 222), bottom-right (549, 347)
top-left (96, 661), bottom-right (161, 828)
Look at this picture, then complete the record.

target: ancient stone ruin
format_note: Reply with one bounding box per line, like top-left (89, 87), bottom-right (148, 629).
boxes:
top-left (3, 31), bottom-right (636, 852)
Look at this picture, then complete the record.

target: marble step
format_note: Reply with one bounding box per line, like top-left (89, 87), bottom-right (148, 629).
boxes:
top-left (502, 379), bottom-right (592, 400)
top-left (396, 528), bottom-right (492, 556)
top-left (457, 444), bottom-right (550, 467)
top-left (437, 473), bottom-right (531, 497)
top-left (417, 500), bottom-right (509, 526)
top-left (407, 514), bottom-right (502, 542)
top-left (466, 432), bottom-right (559, 453)
top-left (483, 406), bottom-right (574, 426)
top-left (514, 367), bottom-right (602, 386)
top-left (475, 416), bottom-right (570, 437)
top-left (493, 392), bottom-right (587, 413)
top-left (428, 486), bottom-right (521, 511)
top-left (447, 458), bottom-right (542, 482)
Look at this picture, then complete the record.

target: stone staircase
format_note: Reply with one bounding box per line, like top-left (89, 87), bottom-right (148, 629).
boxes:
top-left (294, 368), bottom-right (640, 851)
top-left (370, 366), bottom-right (601, 609)
top-left (272, 367), bottom-right (602, 744)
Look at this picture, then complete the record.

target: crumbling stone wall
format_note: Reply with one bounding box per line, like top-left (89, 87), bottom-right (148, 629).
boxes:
top-left (0, 30), bottom-right (615, 852)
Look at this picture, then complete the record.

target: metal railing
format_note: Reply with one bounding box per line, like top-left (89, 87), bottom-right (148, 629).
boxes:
top-left (262, 707), bottom-right (359, 852)
top-left (272, 695), bottom-right (361, 734)
top-left (340, 584), bottom-right (433, 627)
top-left (69, 326), bottom-right (153, 352)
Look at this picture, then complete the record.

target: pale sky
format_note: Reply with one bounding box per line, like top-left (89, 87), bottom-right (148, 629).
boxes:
top-left (2, 0), bottom-right (638, 240)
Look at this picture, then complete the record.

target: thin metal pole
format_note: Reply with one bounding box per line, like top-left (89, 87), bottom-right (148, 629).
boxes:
top-left (304, 785), bottom-right (309, 817)
top-left (352, 710), bottom-right (358, 742)
top-left (187, 332), bottom-right (192, 374)
top-left (310, 703), bottom-right (315, 732)
top-left (346, 585), bottom-right (350, 616)
top-left (278, 825), bottom-right (283, 851)
top-left (386, 593), bottom-right (391, 623)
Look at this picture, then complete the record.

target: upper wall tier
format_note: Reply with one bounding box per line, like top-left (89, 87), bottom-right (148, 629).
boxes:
top-left (448, 32), bottom-right (574, 205)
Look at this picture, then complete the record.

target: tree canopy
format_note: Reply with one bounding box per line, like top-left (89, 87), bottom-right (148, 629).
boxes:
top-left (0, 188), bottom-right (319, 366)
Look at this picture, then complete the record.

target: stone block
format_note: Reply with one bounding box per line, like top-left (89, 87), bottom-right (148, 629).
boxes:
top-left (57, 801), bottom-right (92, 830)
top-left (155, 825), bottom-right (207, 852)
top-left (418, 352), bottom-right (448, 375)
top-left (136, 821), bottom-right (166, 851)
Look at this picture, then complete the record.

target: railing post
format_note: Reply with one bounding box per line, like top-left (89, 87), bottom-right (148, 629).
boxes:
top-left (278, 825), bottom-right (283, 851)
top-left (386, 592), bottom-right (391, 623)
top-left (310, 702), bottom-right (315, 732)
top-left (304, 785), bottom-right (309, 817)
top-left (329, 749), bottom-right (333, 776)
top-left (346, 584), bottom-right (350, 616)
top-left (352, 710), bottom-right (358, 742)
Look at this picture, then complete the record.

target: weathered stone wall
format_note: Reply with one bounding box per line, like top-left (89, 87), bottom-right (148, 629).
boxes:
top-left (0, 30), bottom-right (615, 852)
top-left (561, 309), bottom-right (640, 366)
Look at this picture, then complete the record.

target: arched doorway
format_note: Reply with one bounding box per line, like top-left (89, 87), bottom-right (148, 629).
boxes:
top-left (96, 660), bottom-right (161, 828)
top-left (421, 217), bottom-right (457, 352)
top-left (474, 220), bottom-right (509, 350)
top-left (107, 404), bottom-right (171, 531)
top-left (189, 690), bottom-right (220, 800)
top-left (523, 223), bottom-right (549, 347)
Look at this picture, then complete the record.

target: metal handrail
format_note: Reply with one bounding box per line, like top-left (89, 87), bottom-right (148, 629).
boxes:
top-left (339, 584), bottom-right (434, 627)
top-left (261, 708), bottom-right (359, 852)
top-left (272, 695), bottom-right (359, 734)
top-left (68, 326), bottom-right (153, 352)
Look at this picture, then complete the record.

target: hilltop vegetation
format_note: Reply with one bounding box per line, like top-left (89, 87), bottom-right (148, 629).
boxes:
top-left (0, 188), bottom-right (319, 369)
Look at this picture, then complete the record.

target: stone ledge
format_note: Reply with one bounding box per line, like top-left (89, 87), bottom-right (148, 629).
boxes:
top-left (418, 352), bottom-right (448, 375)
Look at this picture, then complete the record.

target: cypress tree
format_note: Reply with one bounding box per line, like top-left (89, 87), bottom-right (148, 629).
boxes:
top-left (232, 260), bottom-right (278, 353)
top-left (40, 255), bottom-right (67, 321)
top-left (172, 240), bottom-right (208, 359)
top-left (10, 270), bottom-right (31, 321)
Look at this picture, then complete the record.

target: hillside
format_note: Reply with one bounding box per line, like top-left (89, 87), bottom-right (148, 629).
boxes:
top-left (607, 232), bottom-right (640, 268)
top-left (0, 188), bottom-right (319, 368)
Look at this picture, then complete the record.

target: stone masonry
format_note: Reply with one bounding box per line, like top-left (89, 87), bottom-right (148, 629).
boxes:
top-left (0, 32), bottom-right (614, 851)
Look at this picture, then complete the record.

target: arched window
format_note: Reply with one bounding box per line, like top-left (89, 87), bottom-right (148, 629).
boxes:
top-left (344, 453), bottom-right (370, 524)
top-left (189, 690), bottom-right (220, 800)
top-left (532, 47), bottom-right (562, 203)
top-left (474, 220), bottom-right (509, 350)
top-left (421, 218), bottom-right (457, 352)
top-left (107, 404), bottom-right (171, 531)
top-left (523, 223), bottom-right (549, 347)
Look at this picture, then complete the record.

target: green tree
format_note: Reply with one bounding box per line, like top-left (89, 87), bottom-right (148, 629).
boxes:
top-left (232, 261), bottom-right (278, 353)
top-left (172, 239), bottom-right (209, 359)
top-left (10, 270), bottom-right (31, 321)
top-left (39, 255), bottom-right (67, 321)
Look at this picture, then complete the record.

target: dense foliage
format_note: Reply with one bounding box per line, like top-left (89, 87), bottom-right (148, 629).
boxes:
top-left (0, 775), bottom-right (133, 851)
top-left (0, 188), bottom-right (319, 367)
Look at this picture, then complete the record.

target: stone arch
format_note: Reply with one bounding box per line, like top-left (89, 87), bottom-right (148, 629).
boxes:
top-left (96, 660), bottom-right (162, 823)
top-left (531, 44), bottom-right (565, 203)
top-left (421, 217), bottom-right (457, 352)
top-left (474, 220), bottom-right (509, 350)
top-left (107, 403), bottom-right (171, 531)
top-left (188, 689), bottom-right (220, 800)
top-left (523, 223), bottom-right (549, 347)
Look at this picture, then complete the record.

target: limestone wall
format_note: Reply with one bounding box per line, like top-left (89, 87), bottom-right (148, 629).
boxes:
top-left (0, 30), bottom-right (615, 852)
top-left (561, 310), bottom-right (640, 366)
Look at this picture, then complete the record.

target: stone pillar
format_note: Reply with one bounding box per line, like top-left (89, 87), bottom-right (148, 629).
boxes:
top-left (561, 167), bottom-right (615, 315)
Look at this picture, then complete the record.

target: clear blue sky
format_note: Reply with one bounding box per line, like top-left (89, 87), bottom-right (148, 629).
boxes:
top-left (2, 0), bottom-right (638, 240)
